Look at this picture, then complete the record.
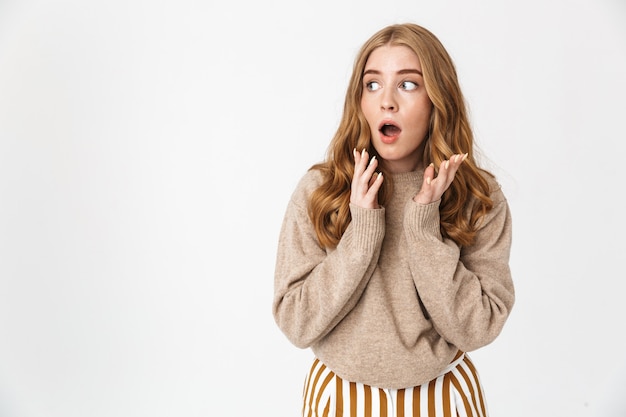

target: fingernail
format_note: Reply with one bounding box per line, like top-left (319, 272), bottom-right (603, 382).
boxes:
top-left (369, 156), bottom-right (376, 165)
top-left (426, 176), bottom-right (431, 185)
top-left (361, 149), bottom-right (366, 157)
top-left (462, 153), bottom-right (468, 161)
top-left (445, 160), bottom-right (450, 169)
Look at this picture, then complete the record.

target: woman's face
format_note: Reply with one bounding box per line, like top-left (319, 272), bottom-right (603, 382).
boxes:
top-left (360, 44), bottom-right (433, 174)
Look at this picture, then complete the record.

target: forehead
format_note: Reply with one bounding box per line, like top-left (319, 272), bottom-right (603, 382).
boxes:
top-left (364, 44), bottom-right (422, 72)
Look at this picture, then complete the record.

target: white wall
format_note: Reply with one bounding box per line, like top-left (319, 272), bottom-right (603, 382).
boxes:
top-left (0, 0), bottom-right (624, 416)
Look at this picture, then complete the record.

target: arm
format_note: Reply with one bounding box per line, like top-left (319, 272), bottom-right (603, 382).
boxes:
top-left (272, 173), bottom-right (386, 348)
top-left (404, 186), bottom-right (515, 351)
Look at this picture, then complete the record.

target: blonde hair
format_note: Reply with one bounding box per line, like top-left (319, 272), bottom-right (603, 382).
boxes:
top-left (308, 23), bottom-right (494, 248)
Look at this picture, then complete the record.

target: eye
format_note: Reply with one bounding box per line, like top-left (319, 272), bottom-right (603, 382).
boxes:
top-left (400, 81), bottom-right (418, 91)
top-left (366, 81), bottom-right (381, 91)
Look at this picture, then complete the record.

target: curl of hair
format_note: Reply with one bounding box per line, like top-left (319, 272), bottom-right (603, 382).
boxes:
top-left (308, 23), bottom-right (493, 249)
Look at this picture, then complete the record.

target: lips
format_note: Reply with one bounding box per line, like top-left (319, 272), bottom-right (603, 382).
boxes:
top-left (378, 120), bottom-right (401, 143)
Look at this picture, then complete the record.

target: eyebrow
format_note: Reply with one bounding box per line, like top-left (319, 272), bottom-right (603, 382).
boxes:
top-left (363, 69), bottom-right (423, 76)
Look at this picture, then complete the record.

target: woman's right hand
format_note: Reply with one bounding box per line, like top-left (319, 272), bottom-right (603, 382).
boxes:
top-left (350, 148), bottom-right (384, 209)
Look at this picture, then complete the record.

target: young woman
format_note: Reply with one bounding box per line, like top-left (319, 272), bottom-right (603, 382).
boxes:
top-left (273, 22), bottom-right (515, 417)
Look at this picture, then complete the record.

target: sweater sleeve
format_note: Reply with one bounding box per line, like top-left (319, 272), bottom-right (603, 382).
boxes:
top-left (403, 184), bottom-right (515, 352)
top-left (272, 173), bottom-right (386, 349)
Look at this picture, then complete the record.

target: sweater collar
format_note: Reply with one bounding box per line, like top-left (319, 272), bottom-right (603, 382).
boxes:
top-left (391, 170), bottom-right (423, 184)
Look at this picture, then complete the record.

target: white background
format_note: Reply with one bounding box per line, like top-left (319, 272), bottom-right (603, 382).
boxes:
top-left (0, 0), bottom-right (625, 416)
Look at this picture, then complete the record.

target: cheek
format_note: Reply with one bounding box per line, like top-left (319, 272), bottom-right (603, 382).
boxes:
top-left (423, 98), bottom-right (434, 118)
top-left (360, 101), bottom-right (377, 128)
top-left (406, 107), bottom-right (432, 135)
top-left (423, 106), bottom-right (433, 123)
top-left (415, 101), bottom-right (433, 123)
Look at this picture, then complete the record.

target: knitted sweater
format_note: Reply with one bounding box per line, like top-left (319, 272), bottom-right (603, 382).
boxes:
top-left (272, 168), bottom-right (514, 389)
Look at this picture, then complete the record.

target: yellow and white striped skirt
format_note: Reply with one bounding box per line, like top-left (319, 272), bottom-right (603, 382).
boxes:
top-left (302, 353), bottom-right (488, 417)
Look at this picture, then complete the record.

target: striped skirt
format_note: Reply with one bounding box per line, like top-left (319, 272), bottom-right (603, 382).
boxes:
top-left (302, 353), bottom-right (488, 417)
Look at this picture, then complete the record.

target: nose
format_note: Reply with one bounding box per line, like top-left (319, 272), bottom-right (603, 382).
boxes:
top-left (381, 88), bottom-right (397, 111)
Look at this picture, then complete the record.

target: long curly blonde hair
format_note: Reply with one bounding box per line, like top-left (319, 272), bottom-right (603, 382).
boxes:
top-left (308, 23), bottom-right (494, 249)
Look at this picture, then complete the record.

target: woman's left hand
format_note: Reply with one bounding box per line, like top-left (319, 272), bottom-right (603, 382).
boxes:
top-left (413, 153), bottom-right (467, 205)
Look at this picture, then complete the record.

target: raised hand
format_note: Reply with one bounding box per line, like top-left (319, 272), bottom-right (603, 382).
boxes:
top-left (350, 148), bottom-right (384, 209)
top-left (413, 153), bottom-right (467, 205)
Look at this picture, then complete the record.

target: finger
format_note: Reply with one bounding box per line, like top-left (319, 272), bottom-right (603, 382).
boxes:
top-left (353, 148), bottom-right (362, 173)
top-left (444, 153), bottom-right (467, 176)
top-left (438, 157), bottom-right (457, 178)
top-left (352, 150), bottom-right (375, 199)
top-left (366, 171), bottom-right (384, 199)
top-left (364, 155), bottom-right (378, 177)
top-left (423, 162), bottom-right (435, 186)
top-left (434, 154), bottom-right (466, 190)
top-left (451, 153), bottom-right (466, 166)
top-left (354, 148), bottom-right (370, 177)
top-left (451, 153), bottom-right (467, 167)
top-left (440, 158), bottom-right (450, 172)
top-left (357, 154), bottom-right (377, 189)
top-left (368, 167), bottom-right (382, 187)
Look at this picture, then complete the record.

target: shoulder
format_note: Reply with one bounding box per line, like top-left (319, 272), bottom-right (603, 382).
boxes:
top-left (480, 170), bottom-right (507, 206)
top-left (289, 168), bottom-right (325, 207)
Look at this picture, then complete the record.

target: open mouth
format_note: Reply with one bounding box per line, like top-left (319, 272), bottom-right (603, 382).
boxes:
top-left (379, 122), bottom-right (401, 138)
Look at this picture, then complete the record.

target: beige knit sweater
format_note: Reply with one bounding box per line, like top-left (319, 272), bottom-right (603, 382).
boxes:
top-left (273, 168), bottom-right (514, 389)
